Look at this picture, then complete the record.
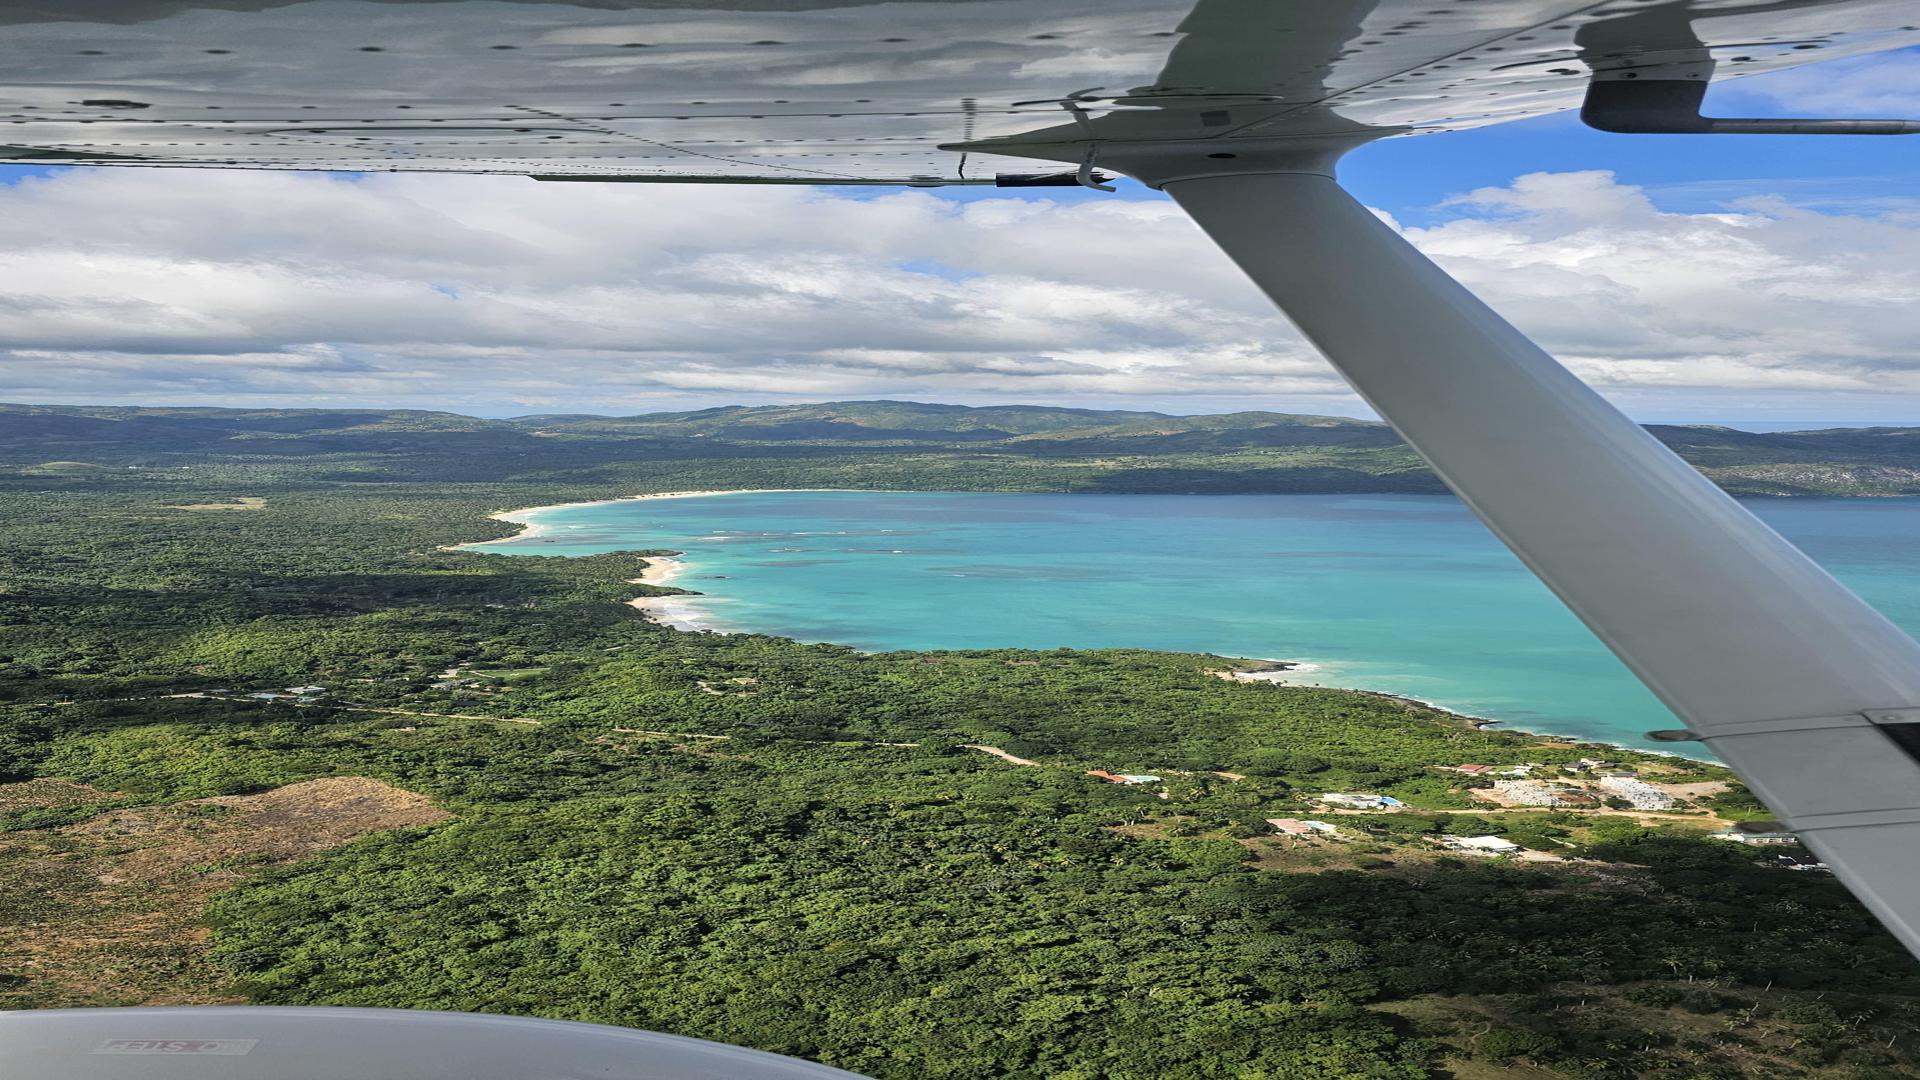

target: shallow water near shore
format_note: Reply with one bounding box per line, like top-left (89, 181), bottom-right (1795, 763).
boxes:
top-left (471, 491), bottom-right (1920, 750)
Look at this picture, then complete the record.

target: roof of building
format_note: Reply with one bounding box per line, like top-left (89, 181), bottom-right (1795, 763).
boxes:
top-left (1451, 835), bottom-right (1521, 851)
top-left (1711, 828), bottom-right (1798, 841)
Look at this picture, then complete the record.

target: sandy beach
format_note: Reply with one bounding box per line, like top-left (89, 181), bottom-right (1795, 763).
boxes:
top-left (1210, 661), bottom-right (1314, 684)
top-left (1210, 660), bottom-right (1524, 734)
top-left (626, 554), bottom-right (734, 633)
top-left (456, 490), bottom-right (791, 632)
top-left (625, 593), bottom-right (717, 632)
top-left (453, 489), bottom-right (834, 549)
top-left (631, 553), bottom-right (688, 588)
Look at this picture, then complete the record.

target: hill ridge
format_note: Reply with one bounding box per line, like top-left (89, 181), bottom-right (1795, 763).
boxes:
top-left (3, 400), bottom-right (1918, 497)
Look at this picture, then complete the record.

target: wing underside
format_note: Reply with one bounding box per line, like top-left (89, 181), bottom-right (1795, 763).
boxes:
top-left (0, 0), bottom-right (1913, 182)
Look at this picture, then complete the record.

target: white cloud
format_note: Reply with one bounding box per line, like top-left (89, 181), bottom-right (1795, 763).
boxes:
top-left (1414, 170), bottom-right (1920, 400)
top-left (1716, 46), bottom-right (1920, 118)
top-left (0, 165), bottom-right (1918, 417)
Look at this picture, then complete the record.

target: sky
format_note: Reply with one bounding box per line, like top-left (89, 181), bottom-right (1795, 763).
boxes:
top-left (2, 48), bottom-right (1919, 424)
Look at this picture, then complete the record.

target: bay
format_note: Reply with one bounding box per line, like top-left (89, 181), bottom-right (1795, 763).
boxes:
top-left (471, 491), bottom-right (1920, 749)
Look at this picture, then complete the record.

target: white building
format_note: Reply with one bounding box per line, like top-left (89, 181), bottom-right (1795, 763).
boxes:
top-left (1443, 834), bottom-right (1520, 854)
top-left (1116, 774), bottom-right (1161, 785)
top-left (1320, 793), bottom-right (1391, 810)
top-left (1710, 828), bottom-right (1799, 846)
top-left (1596, 775), bottom-right (1674, 810)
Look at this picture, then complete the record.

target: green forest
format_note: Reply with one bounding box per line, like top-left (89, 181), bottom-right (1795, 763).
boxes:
top-left (4, 405), bottom-right (1920, 1079)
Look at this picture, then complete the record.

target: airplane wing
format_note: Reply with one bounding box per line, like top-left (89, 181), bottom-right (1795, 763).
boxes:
top-left (0, 0), bottom-right (1911, 182)
top-left (0, 1007), bottom-right (870, 1079)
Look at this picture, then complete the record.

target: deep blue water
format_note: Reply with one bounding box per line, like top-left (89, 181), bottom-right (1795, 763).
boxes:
top-left (471, 491), bottom-right (1920, 749)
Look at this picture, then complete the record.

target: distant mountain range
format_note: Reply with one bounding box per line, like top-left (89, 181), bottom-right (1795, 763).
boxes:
top-left (0, 400), bottom-right (1388, 444)
top-left (5, 400), bottom-right (1920, 496)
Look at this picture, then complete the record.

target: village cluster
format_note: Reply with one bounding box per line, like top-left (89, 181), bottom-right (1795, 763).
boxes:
top-left (1086, 756), bottom-right (1827, 871)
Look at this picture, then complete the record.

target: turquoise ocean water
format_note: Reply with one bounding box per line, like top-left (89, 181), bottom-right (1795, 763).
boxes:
top-left (472, 491), bottom-right (1920, 749)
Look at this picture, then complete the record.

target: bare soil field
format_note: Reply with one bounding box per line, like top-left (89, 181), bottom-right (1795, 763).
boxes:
top-left (0, 776), bottom-right (448, 1007)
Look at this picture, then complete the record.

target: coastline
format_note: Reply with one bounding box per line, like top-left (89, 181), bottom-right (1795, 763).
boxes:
top-left (1213, 661), bottom-right (1503, 732)
top-left (459, 489), bottom-right (836, 633)
top-left (455, 489), bottom-right (811, 549)
top-left (458, 487), bottom-right (960, 550)
top-left (1211, 658), bottom-right (1709, 759)
top-left (626, 552), bottom-right (735, 633)
top-left (461, 488), bottom-right (1701, 759)
top-left (631, 552), bottom-right (689, 589)
top-left (1209, 660), bottom-right (1321, 685)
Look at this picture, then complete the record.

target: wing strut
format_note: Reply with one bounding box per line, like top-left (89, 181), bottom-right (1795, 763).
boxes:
top-left (1114, 151), bottom-right (1920, 957)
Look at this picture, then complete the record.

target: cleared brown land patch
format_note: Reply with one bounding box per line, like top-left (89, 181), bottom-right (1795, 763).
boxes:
top-left (167, 496), bottom-right (266, 511)
top-left (1236, 835), bottom-right (1367, 874)
top-left (0, 778), bottom-right (111, 814)
top-left (961, 744), bottom-right (1041, 767)
top-left (0, 776), bottom-right (449, 1008)
top-left (1660, 780), bottom-right (1730, 799)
